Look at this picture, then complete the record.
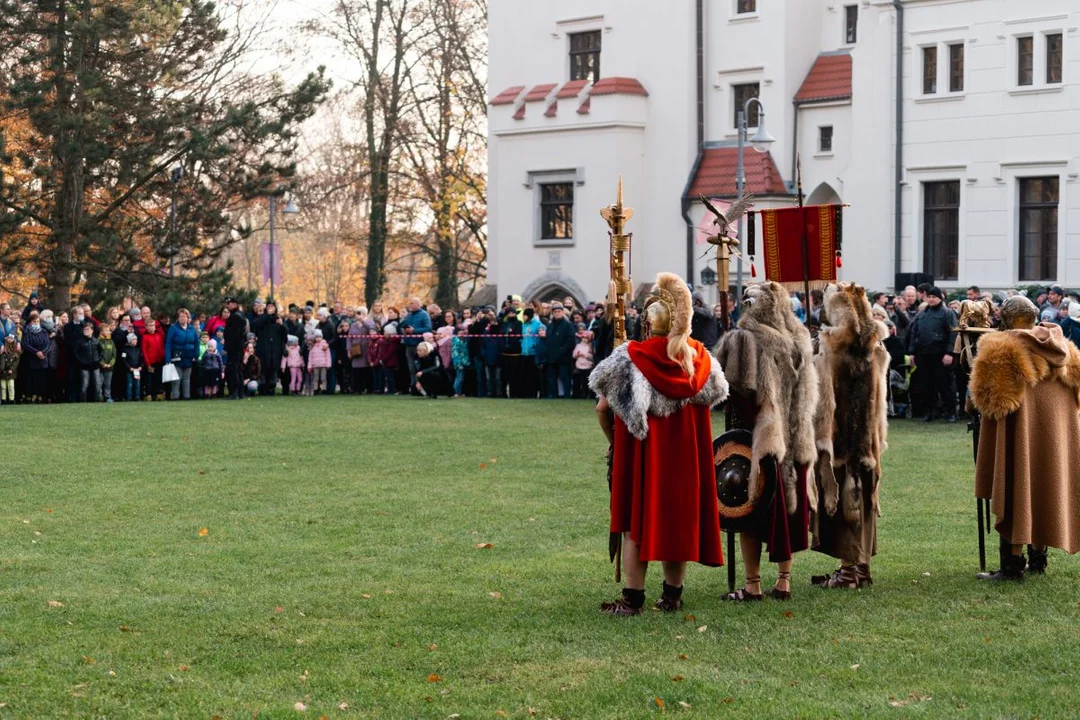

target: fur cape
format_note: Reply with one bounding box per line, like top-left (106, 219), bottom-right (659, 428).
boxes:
top-left (970, 325), bottom-right (1080, 420)
top-left (812, 283), bottom-right (890, 522)
top-left (715, 281), bottom-right (818, 512)
top-left (589, 341), bottom-right (728, 441)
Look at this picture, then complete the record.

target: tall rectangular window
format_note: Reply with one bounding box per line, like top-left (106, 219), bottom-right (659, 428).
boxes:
top-left (819, 126), bottom-right (833, 153)
top-left (540, 183), bottom-right (574, 240)
top-left (923, 181), bottom-right (960, 281)
top-left (949, 43), bottom-right (965, 92)
top-left (1018, 36), bottom-right (1034, 86)
top-left (1047, 33), bottom-right (1063, 84)
top-left (733, 82), bottom-right (760, 128)
top-left (737, 0), bottom-right (756, 13)
top-left (922, 46), bottom-right (937, 94)
top-left (569, 31), bottom-right (601, 83)
top-left (844, 5), bottom-right (858, 44)
top-left (1019, 177), bottom-right (1059, 281)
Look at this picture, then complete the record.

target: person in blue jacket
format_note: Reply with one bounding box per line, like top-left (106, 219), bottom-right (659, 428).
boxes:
top-left (165, 308), bottom-right (200, 400)
top-left (401, 297), bottom-right (432, 395)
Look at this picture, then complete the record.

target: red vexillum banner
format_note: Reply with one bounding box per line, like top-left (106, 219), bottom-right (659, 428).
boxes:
top-left (749, 205), bottom-right (843, 291)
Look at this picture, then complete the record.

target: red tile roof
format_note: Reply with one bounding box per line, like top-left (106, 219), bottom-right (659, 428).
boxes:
top-left (687, 147), bottom-right (788, 198)
top-left (590, 77), bottom-right (649, 97)
top-left (795, 53), bottom-right (852, 104)
top-left (524, 83), bottom-right (557, 102)
top-left (556, 79), bottom-right (589, 99)
top-left (490, 85), bottom-right (525, 106)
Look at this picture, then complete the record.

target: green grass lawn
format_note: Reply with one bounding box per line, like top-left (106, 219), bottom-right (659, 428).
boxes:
top-left (2, 397), bottom-right (1078, 719)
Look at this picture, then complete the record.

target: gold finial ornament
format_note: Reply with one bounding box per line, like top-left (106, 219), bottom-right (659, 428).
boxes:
top-left (601, 176), bottom-right (634, 347)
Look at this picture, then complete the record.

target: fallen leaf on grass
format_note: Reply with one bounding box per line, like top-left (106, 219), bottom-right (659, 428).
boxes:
top-left (338, 702), bottom-right (349, 711)
top-left (198, 528), bottom-right (209, 537)
top-left (654, 696), bottom-right (665, 711)
top-left (889, 693), bottom-right (931, 708)
top-left (678, 654), bottom-right (688, 660)
top-left (447, 715), bottom-right (461, 719)
top-left (678, 700), bottom-right (691, 709)
top-left (723, 697), bottom-right (734, 704)
top-left (479, 463), bottom-right (488, 470)
top-left (319, 716), bottom-right (329, 720)
top-left (107, 670), bottom-right (116, 677)
top-left (489, 591), bottom-right (503, 599)
top-left (475, 543), bottom-right (494, 549)
top-left (696, 625), bottom-right (707, 633)
top-left (178, 664), bottom-right (189, 672)
top-left (384, 589), bottom-right (393, 595)
top-left (671, 675), bottom-right (684, 682)
top-left (47, 600), bottom-right (64, 608)
top-left (299, 669), bottom-right (309, 683)
top-left (360, 594), bottom-right (372, 600)
top-left (428, 673), bottom-right (442, 683)
top-left (46, 508), bottom-right (54, 513)
top-left (683, 614), bottom-right (695, 622)
top-left (82, 656), bottom-right (95, 664)
top-left (274, 606), bottom-right (285, 614)
top-left (527, 708), bottom-right (537, 716)
top-left (427, 644), bottom-right (438, 651)
top-left (294, 702), bottom-right (307, 712)
top-left (198, 470), bottom-right (207, 476)
top-left (850, 664), bottom-right (860, 671)
top-left (119, 625), bottom-right (133, 632)
top-left (783, 610), bottom-right (794, 619)
top-left (495, 712), bottom-right (507, 717)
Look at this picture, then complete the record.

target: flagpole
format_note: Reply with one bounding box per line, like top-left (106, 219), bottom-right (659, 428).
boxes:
top-left (797, 156), bottom-right (811, 327)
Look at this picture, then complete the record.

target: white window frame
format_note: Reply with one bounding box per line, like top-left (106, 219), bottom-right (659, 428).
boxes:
top-left (818, 125), bottom-right (834, 155)
top-left (842, 5), bottom-right (858, 46)
top-left (915, 40), bottom-right (967, 101)
top-left (1006, 24), bottom-right (1066, 94)
top-left (732, 0), bottom-right (758, 21)
top-left (731, 81), bottom-right (762, 133)
top-left (907, 166), bottom-right (968, 289)
top-left (525, 169), bottom-right (584, 248)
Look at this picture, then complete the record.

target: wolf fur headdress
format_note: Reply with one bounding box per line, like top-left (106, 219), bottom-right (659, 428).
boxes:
top-left (813, 282), bottom-right (889, 521)
top-left (715, 281), bottom-right (818, 512)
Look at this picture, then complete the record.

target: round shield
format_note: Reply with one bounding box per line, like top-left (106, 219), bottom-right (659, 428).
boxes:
top-left (714, 429), bottom-right (754, 521)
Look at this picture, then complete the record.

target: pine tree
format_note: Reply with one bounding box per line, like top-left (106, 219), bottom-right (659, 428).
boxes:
top-left (0, 0), bottom-right (329, 310)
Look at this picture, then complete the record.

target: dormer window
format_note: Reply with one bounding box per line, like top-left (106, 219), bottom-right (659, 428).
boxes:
top-left (569, 31), bottom-right (601, 83)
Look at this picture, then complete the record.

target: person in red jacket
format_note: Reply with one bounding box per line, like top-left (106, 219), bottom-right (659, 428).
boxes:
top-left (376, 324), bottom-right (401, 395)
top-left (140, 317), bottom-right (167, 400)
top-left (589, 272), bottom-right (729, 616)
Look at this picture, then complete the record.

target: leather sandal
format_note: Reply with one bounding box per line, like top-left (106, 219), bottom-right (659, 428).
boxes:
top-left (769, 571), bottom-right (792, 601)
top-left (722, 576), bottom-right (763, 602)
top-left (654, 582), bottom-right (684, 612)
top-left (820, 564), bottom-right (860, 589)
top-left (811, 568), bottom-right (842, 586)
top-left (600, 597), bottom-right (643, 616)
top-left (856, 563), bottom-right (873, 587)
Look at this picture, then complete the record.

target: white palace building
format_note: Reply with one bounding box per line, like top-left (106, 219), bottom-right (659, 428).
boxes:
top-left (485, 0), bottom-right (1080, 306)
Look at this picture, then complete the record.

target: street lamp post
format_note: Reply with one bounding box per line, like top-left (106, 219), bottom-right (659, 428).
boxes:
top-left (734, 97), bottom-right (776, 303)
top-left (168, 166), bottom-right (183, 276)
top-left (268, 193), bottom-right (299, 302)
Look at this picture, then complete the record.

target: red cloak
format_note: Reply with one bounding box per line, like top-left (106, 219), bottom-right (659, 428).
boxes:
top-left (610, 337), bottom-right (724, 566)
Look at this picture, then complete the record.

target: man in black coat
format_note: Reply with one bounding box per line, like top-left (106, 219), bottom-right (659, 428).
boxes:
top-left (223, 297), bottom-right (248, 399)
top-left (252, 301), bottom-right (287, 396)
top-left (906, 286), bottom-right (958, 422)
top-left (690, 294), bottom-right (720, 351)
top-left (544, 302), bottom-right (576, 399)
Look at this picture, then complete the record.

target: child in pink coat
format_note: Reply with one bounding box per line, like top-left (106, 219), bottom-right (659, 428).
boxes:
top-left (307, 329), bottom-right (332, 395)
top-left (281, 335), bottom-right (304, 395)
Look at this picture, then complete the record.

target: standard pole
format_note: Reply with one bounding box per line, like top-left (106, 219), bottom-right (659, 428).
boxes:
top-left (169, 193), bottom-right (177, 277)
top-left (735, 109), bottom-right (745, 303)
top-left (269, 195), bottom-right (276, 302)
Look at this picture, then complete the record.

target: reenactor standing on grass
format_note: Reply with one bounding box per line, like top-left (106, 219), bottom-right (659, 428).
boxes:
top-left (969, 296), bottom-right (1080, 580)
top-left (589, 272), bottom-right (729, 616)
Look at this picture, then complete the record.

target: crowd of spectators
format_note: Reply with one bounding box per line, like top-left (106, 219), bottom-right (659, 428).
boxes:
top-left (1, 282), bottom-right (1076, 409)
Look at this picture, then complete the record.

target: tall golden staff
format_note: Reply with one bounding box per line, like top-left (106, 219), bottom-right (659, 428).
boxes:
top-left (601, 177), bottom-right (633, 347)
top-left (599, 177), bottom-right (634, 582)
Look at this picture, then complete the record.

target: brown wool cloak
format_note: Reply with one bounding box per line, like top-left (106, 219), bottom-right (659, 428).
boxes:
top-left (971, 324), bottom-right (1080, 553)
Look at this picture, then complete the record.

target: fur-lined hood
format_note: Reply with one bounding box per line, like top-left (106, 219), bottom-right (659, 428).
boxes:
top-left (589, 341), bottom-right (728, 440)
top-left (970, 324), bottom-right (1080, 420)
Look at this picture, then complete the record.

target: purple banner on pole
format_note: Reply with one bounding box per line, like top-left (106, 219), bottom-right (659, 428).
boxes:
top-left (261, 242), bottom-right (282, 286)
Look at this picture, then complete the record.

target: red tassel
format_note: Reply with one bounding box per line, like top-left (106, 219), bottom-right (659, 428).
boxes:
top-left (750, 261), bottom-right (757, 278)
top-left (835, 253), bottom-right (843, 269)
